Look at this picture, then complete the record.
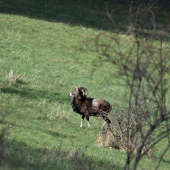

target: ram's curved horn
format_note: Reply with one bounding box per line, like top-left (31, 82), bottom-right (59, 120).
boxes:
top-left (74, 86), bottom-right (79, 93)
top-left (78, 86), bottom-right (88, 96)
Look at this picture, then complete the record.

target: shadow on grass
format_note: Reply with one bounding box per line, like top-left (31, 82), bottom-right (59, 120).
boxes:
top-left (0, 86), bottom-right (70, 104)
top-left (3, 120), bottom-right (78, 139)
top-left (2, 139), bottom-right (121, 170)
top-left (0, 0), bottom-right (126, 31)
top-left (2, 140), bottom-right (71, 170)
top-left (1, 0), bottom-right (170, 41)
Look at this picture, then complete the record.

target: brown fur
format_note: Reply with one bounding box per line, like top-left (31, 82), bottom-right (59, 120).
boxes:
top-left (70, 86), bottom-right (112, 129)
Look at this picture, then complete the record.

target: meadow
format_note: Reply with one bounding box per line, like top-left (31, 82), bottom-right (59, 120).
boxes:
top-left (0, 0), bottom-right (170, 169)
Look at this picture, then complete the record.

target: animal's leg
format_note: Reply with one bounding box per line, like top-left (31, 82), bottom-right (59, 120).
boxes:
top-left (101, 121), bottom-right (106, 130)
top-left (101, 116), bottom-right (111, 129)
top-left (80, 115), bottom-right (84, 127)
top-left (85, 114), bottom-right (91, 128)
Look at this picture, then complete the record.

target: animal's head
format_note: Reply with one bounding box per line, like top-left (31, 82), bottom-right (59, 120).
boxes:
top-left (70, 86), bottom-right (88, 99)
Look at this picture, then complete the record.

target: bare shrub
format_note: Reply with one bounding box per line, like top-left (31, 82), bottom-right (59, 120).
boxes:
top-left (88, 2), bottom-right (170, 170)
top-left (96, 99), bottom-right (155, 158)
top-left (96, 129), bottom-right (119, 149)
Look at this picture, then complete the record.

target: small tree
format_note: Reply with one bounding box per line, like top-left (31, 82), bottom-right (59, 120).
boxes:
top-left (87, 2), bottom-right (170, 169)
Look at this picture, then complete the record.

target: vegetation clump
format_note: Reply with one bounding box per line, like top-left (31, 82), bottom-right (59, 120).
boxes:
top-left (96, 100), bottom-right (155, 158)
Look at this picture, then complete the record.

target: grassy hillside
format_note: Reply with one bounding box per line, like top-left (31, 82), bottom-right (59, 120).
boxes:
top-left (0, 0), bottom-right (170, 169)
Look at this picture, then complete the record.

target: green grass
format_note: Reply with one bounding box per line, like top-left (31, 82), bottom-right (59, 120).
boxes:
top-left (0, 0), bottom-right (170, 169)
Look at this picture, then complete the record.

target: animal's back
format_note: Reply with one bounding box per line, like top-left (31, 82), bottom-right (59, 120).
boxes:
top-left (92, 99), bottom-right (112, 112)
